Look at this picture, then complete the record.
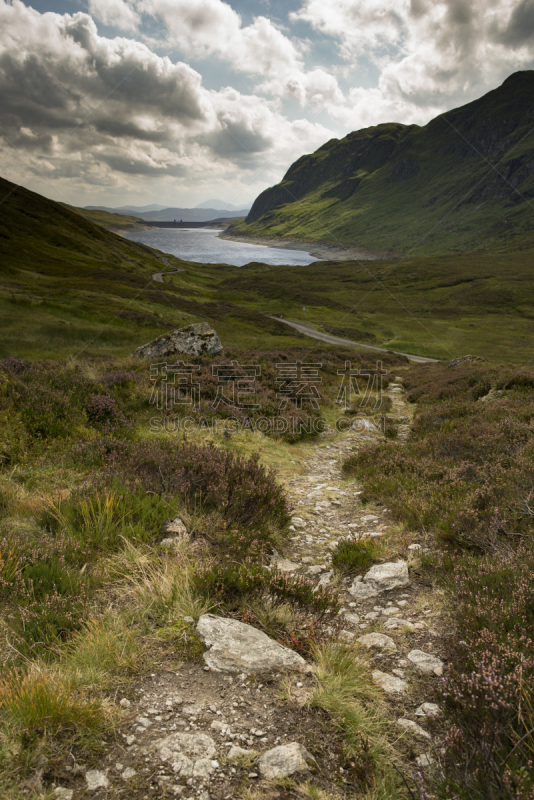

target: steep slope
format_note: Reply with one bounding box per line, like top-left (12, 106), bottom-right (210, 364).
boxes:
top-left (231, 71), bottom-right (534, 255)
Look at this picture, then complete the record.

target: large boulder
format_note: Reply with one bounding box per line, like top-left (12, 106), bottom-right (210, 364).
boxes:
top-left (133, 322), bottom-right (222, 359)
top-left (196, 614), bottom-right (311, 674)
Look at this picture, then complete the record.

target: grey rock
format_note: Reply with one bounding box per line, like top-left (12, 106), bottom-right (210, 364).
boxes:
top-left (54, 789), bottom-right (73, 800)
top-left (258, 742), bottom-right (315, 779)
top-left (448, 355), bottom-right (488, 368)
top-left (155, 732), bottom-right (217, 778)
top-left (196, 614), bottom-right (311, 674)
top-left (133, 322), bottom-right (222, 359)
top-left (357, 633), bottom-right (397, 652)
top-left (315, 570), bottom-right (333, 589)
top-left (383, 618), bottom-right (415, 631)
top-left (397, 718), bottom-right (431, 739)
top-left (290, 516), bottom-right (307, 528)
top-left (415, 702), bottom-right (440, 717)
top-left (348, 579), bottom-right (378, 600)
top-left (85, 770), bottom-right (110, 790)
top-left (122, 767), bottom-right (137, 779)
top-left (164, 516), bottom-right (188, 537)
top-left (363, 562), bottom-right (409, 592)
top-left (372, 670), bottom-right (407, 694)
top-left (416, 753), bottom-right (434, 767)
top-left (272, 557), bottom-right (300, 573)
top-left (342, 612), bottom-right (360, 625)
top-left (407, 650), bottom-right (444, 676)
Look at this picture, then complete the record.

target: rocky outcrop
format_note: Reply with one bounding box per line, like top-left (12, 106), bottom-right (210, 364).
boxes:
top-left (196, 614), bottom-right (311, 674)
top-left (133, 322), bottom-right (222, 359)
top-left (448, 355), bottom-right (488, 368)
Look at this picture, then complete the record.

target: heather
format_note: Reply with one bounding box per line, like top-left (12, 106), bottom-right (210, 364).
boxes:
top-left (343, 361), bottom-right (534, 798)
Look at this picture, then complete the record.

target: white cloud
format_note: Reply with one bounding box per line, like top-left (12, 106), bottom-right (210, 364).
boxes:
top-left (88, 0), bottom-right (140, 32)
top-left (0, 0), bottom-right (333, 205)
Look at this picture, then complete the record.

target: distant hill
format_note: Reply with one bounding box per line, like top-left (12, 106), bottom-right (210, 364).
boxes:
top-left (85, 205), bottom-right (249, 221)
top-left (231, 71), bottom-right (534, 255)
top-left (195, 199), bottom-right (251, 211)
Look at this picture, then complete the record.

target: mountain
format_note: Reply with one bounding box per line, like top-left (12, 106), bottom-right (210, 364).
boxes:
top-left (84, 205), bottom-right (247, 221)
top-left (195, 199), bottom-right (251, 211)
top-left (231, 71), bottom-right (534, 255)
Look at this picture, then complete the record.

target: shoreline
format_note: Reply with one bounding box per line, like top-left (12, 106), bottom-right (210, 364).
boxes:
top-left (218, 230), bottom-right (395, 262)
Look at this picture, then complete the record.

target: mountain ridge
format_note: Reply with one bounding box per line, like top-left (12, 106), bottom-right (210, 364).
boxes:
top-left (232, 70), bottom-right (534, 255)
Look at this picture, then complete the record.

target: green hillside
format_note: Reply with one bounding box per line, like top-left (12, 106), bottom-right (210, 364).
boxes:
top-left (0, 176), bottom-right (305, 359)
top-left (231, 71), bottom-right (534, 255)
top-left (62, 204), bottom-right (146, 231)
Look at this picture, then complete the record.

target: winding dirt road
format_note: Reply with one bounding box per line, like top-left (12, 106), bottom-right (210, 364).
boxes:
top-left (269, 317), bottom-right (439, 364)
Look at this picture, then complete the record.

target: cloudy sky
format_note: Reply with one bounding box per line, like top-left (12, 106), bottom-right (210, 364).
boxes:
top-left (1, 0), bottom-right (534, 208)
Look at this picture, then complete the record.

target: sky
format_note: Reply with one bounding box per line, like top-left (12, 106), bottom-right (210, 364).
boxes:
top-left (1, 0), bottom-right (534, 209)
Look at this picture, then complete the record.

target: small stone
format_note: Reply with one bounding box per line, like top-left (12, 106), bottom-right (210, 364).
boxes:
top-left (364, 611), bottom-right (379, 620)
top-left (291, 517), bottom-right (307, 529)
top-left (258, 742), bottom-right (316, 780)
top-left (54, 789), bottom-right (73, 800)
top-left (397, 718), bottom-right (431, 740)
top-left (416, 753), bottom-right (434, 767)
top-left (85, 770), bottom-right (110, 790)
top-left (407, 650), bottom-right (444, 676)
top-left (372, 670), bottom-right (407, 694)
top-left (415, 702), bottom-right (440, 718)
top-left (348, 580), bottom-right (378, 600)
top-left (126, 735), bottom-right (136, 746)
top-left (408, 544), bottom-right (422, 551)
top-left (383, 618), bottom-right (415, 631)
top-left (119, 698), bottom-right (131, 708)
top-left (183, 616), bottom-right (194, 624)
top-left (357, 633), bottom-right (397, 652)
top-left (342, 612), bottom-right (360, 625)
top-left (307, 565), bottom-right (324, 575)
top-left (122, 767), bottom-right (137, 780)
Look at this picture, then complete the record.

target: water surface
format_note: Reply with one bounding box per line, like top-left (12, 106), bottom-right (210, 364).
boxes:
top-left (122, 228), bottom-right (317, 266)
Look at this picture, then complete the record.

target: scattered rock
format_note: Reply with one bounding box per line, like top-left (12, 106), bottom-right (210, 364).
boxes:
top-left (196, 615), bottom-right (311, 674)
top-left (258, 742), bottom-right (315, 780)
top-left (272, 557), bottom-right (300, 573)
top-left (363, 561), bottom-right (410, 592)
top-left (372, 670), bottom-right (407, 694)
top-left (133, 322), bottom-right (223, 359)
top-left (448, 355), bottom-right (488, 368)
top-left (85, 770), bottom-right (110, 790)
top-left (357, 633), bottom-right (397, 652)
top-left (119, 698), bottom-right (131, 708)
top-left (290, 517), bottom-right (307, 528)
top-left (415, 702), bottom-right (440, 718)
top-left (342, 612), bottom-right (360, 625)
top-left (348, 579), bottom-right (378, 600)
top-left (407, 650), bottom-right (444, 676)
top-left (397, 718), bottom-right (431, 739)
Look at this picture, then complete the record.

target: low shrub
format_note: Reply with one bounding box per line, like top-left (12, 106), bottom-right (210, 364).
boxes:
top-left (331, 536), bottom-right (380, 575)
top-left (193, 562), bottom-right (340, 619)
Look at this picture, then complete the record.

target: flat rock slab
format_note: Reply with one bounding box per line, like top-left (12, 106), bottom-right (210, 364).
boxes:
top-left (348, 578), bottom-right (378, 600)
top-left (364, 561), bottom-right (409, 592)
top-left (133, 322), bottom-right (222, 359)
top-left (357, 632), bottom-right (397, 652)
top-left (85, 770), bottom-right (109, 790)
top-left (408, 650), bottom-right (444, 676)
top-left (258, 742), bottom-right (315, 779)
top-left (372, 670), bottom-right (407, 694)
top-left (196, 614), bottom-right (311, 674)
top-left (154, 732), bottom-right (218, 779)
top-left (397, 718), bottom-right (431, 739)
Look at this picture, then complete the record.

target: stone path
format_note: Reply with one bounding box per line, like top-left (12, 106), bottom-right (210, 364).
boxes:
top-left (51, 379), bottom-right (447, 799)
top-left (274, 378), bottom-right (446, 750)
